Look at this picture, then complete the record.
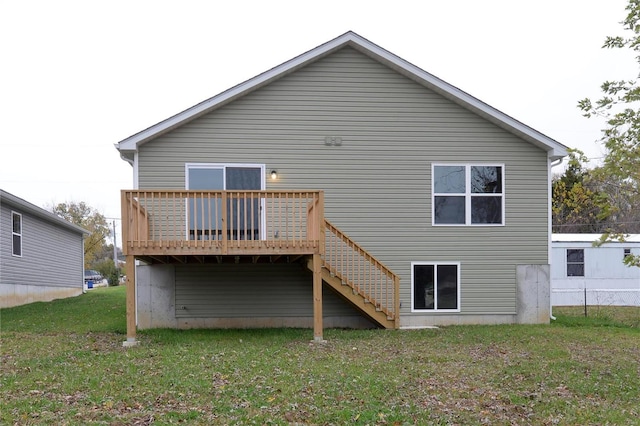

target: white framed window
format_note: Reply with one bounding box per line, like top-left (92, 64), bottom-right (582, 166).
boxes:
top-left (624, 248), bottom-right (631, 260)
top-left (432, 164), bottom-right (504, 226)
top-left (566, 249), bottom-right (584, 277)
top-left (11, 211), bottom-right (22, 257)
top-left (411, 262), bottom-right (460, 312)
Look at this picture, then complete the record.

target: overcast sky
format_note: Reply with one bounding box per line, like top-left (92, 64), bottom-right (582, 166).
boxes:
top-left (1, 0), bottom-right (636, 243)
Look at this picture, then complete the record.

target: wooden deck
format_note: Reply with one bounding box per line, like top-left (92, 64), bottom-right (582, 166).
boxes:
top-left (121, 190), bottom-right (324, 259)
top-left (120, 190), bottom-right (399, 343)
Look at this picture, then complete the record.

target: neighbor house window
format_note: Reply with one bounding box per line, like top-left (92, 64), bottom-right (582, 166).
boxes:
top-left (432, 164), bottom-right (504, 225)
top-left (12, 212), bottom-right (22, 257)
top-left (624, 248), bottom-right (631, 260)
top-left (411, 262), bottom-right (460, 311)
top-left (566, 249), bottom-right (584, 277)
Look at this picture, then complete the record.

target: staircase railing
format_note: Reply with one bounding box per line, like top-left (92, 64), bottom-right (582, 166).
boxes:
top-left (323, 219), bottom-right (400, 325)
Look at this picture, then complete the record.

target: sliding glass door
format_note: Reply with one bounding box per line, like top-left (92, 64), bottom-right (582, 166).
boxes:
top-left (186, 164), bottom-right (264, 240)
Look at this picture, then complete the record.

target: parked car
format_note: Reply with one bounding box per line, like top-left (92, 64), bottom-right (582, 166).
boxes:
top-left (84, 270), bottom-right (103, 283)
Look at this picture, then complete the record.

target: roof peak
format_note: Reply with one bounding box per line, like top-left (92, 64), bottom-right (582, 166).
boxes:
top-left (116, 32), bottom-right (568, 161)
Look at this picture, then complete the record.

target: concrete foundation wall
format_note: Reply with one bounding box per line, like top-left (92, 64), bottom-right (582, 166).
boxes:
top-left (400, 314), bottom-right (517, 328)
top-left (137, 264), bottom-right (177, 329)
top-left (516, 264), bottom-right (550, 324)
top-left (0, 284), bottom-right (82, 308)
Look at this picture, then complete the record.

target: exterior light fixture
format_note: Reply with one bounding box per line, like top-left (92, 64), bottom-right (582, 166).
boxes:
top-left (270, 170), bottom-right (278, 180)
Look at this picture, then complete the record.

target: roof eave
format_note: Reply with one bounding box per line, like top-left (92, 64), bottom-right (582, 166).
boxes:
top-left (0, 190), bottom-right (90, 235)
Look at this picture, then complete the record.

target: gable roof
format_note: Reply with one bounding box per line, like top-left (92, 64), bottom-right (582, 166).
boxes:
top-left (0, 189), bottom-right (89, 235)
top-left (116, 31), bottom-right (568, 162)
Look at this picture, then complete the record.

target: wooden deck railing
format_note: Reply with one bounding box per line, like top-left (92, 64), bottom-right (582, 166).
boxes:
top-left (121, 190), bottom-right (324, 256)
top-left (323, 219), bottom-right (400, 322)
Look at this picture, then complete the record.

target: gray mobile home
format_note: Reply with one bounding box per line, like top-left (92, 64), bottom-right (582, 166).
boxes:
top-left (116, 32), bottom-right (567, 343)
top-left (0, 190), bottom-right (87, 308)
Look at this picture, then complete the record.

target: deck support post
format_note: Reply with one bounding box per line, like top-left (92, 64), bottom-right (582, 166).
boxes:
top-left (123, 255), bottom-right (138, 347)
top-left (312, 253), bottom-right (324, 342)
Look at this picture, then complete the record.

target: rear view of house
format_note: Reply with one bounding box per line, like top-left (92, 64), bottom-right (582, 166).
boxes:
top-left (0, 190), bottom-right (87, 308)
top-left (116, 32), bottom-right (567, 344)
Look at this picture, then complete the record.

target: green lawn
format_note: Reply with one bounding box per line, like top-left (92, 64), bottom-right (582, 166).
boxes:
top-left (1, 287), bottom-right (639, 425)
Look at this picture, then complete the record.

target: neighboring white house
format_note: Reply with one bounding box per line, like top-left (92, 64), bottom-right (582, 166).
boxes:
top-left (551, 234), bottom-right (640, 306)
top-left (0, 190), bottom-right (88, 308)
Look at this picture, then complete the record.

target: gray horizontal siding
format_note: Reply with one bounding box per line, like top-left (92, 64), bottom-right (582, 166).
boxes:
top-left (175, 263), bottom-right (364, 319)
top-left (1, 203), bottom-right (84, 289)
top-left (138, 46), bottom-right (550, 319)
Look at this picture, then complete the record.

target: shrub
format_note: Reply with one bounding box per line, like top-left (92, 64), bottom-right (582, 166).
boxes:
top-left (93, 259), bottom-right (121, 286)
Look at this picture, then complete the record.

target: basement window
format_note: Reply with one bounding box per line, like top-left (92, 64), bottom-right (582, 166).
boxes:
top-left (566, 249), bottom-right (584, 277)
top-left (411, 262), bottom-right (460, 312)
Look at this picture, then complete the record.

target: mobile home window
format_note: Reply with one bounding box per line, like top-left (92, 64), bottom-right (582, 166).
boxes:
top-left (432, 164), bottom-right (504, 226)
top-left (566, 249), bottom-right (584, 277)
top-left (12, 212), bottom-right (22, 257)
top-left (411, 262), bottom-right (460, 311)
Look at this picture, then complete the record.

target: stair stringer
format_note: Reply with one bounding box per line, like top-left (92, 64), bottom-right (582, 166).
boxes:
top-left (306, 257), bottom-right (396, 329)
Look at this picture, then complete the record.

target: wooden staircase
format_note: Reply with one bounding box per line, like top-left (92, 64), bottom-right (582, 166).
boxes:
top-left (306, 219), bottom-right (400, 329)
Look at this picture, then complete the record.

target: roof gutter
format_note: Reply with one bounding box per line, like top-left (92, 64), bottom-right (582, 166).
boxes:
top-left (117, 145), bottom-right (135, 166)
top-left (550, 157), bottom-right (563, 168)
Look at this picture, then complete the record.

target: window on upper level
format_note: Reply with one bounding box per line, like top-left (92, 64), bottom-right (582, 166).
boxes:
top-left (12, 212), bottom-right (22, 257)
top-left (432, 164), bottom-right (504, 226)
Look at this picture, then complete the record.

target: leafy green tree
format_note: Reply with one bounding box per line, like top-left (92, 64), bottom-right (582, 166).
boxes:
top-left (50, 201), bottom-right (110, 268)
top-left (578, 0), bottom-right (640, 266)
top-left (552, 150), bottom-right (611, 233)
top-left (578, 0), bottom-right (640, 188)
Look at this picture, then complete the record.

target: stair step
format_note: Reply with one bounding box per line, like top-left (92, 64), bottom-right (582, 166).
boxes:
top-left (316, 232), bottom-right (398, 329)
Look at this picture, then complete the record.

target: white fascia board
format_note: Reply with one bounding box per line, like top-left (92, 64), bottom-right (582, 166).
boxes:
top-left (116, 31), bottom-right (569, 160)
